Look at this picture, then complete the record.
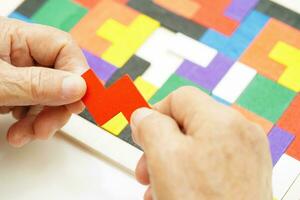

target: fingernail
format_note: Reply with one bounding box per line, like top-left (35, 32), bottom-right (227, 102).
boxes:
top-left (62, 75), bottom-right (86, 100)
top-left (131, 108), bottom-right (153, 128)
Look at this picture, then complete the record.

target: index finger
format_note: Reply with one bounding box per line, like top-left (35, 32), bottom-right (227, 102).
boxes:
top-left (3, 17), bottom-right (88, 74)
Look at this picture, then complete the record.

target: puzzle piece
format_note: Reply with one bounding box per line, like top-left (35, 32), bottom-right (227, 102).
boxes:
top-left (200, 11), bottom-right (269, 60)
top-left (134, 77), bottom-right (158, 101)
top-left (168, 33), bottom-right (217, 67)
top-left (102, 113), bottom-right (128, 136)
top-left (191, 0), bottom-right (239, 36)
top-left (8, 12), bottom-right (32, 22)
top-left (71, 0), bottom-right (138, 56)
top-left (268, 126), bottom-right (295, 166)
top-left (83, 49), bottom-right (117, 83)
top-left (118, 126), bottom-right (140, 149)
top-left (82, 69), bottom-right (150, 126)
top-left (155, 0), bottom-right (260, 35)
top-left (105, 55), bottom-right (150, 87)
top-left (149, 74), bottom-right (207, 105)
top-left (278, 95), bottom-right (300, 161)
top-left (15, 0), bottom-right (46, 17)
top-left (136, 28), bottom-right (184, 87)
top-left (272, 154), bottom-right (300, 200)
top-left (213, 62), bottom-right (257, 104)
top-left (137, 27), bottom-right (217, 88)
top-left (225, 0), bottom-right (260, 21)
top-left (237, 74), bottom-right (296, 123)
top-left (176, 54), bottom-right (234, 92)
top-left (278, 95), bottom-right (300, 138)
top-left (74, 0), bottom-right (100, 9)
top-left (128, 0), bottom-right (206, 40)
top-left (240, 19), bottom-right (300, 81)
top-left (97, 15), bottom-right (159, 67)
top-left (232, 104), bottom-right (273, 134)
top-left (269, 42), bottom-right (300, 92)
top-left (31, 0), bottom-right (87, 31)
top-left (153, 0), bottom-right (200, 19)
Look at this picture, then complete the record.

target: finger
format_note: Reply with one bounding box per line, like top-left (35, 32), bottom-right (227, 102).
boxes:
top-left (33, 106), bottom-right (71, 140)
top-left (66, 100), bottom-right (85, 114)
top-left (130, 108), bottom-right (183, 153)
top-left (7, 105), bottom-right (43, 147)
top-left (7, 105), bottom-right (71, 147)
top-left (153, 86), bottom-right (237, 135)
top-left (0, 60), bottom-right (86, 106)
top-left (2, 18), bottom-right (88, 73)
top-left (135, 154), bottom-right (150, 185)
top-left (144, 186), bottom-right (153, 200)
top-left (7, 115), bottom-right (35, 147)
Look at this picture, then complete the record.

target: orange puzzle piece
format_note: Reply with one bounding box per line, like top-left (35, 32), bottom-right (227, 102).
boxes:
top-left (71, 0), bottom-right (138, 56)
top-left (278, 95), bottom-right (300, 160)
top-left (153, 0), bottom-right (200, 18)
top-left (191, 0), bottom-right (239, 36)
top-left (240, 19), bottom-right (300, 81)
top-left (82, 69), bottom-right (150, 126)
top-left (74, 0), bottom-right (99, 9)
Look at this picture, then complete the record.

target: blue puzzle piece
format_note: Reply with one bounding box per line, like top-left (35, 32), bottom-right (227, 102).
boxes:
top-left (200, 11), bottom-right (269, 60)
top-left (8, 12), bottom-right (32, 23)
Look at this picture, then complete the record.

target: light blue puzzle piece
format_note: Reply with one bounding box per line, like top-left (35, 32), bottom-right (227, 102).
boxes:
top-left (8, 12), bottom-right (32, 23)
top-left (200, 11), bottom-right (269, 60)
top-left (213, 95), bottom-right (231, 106)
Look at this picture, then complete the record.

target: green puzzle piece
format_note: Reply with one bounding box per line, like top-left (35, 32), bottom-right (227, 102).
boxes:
top-left (237, 74), bottom-right (296, 123)
top-left (31, 0), bottom-right (87, 31)
top-left (149, 74), bottom-right (208, 105)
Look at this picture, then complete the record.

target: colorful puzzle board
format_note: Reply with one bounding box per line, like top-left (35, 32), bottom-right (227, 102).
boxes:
top-left (2, 0), bottom-right (300, 199)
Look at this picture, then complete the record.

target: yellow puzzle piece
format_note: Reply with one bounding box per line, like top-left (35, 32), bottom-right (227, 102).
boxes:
top-left (269, 41), bottom-right (300, 92)
top-left (97, 15), bottom-right (160, 67)
top-left (102, 113), bottom-right (128, 136)
top-left (134, 76), bottom-right (158, 101)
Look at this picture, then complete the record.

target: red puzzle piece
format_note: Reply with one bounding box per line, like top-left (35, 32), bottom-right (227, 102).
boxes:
top-left (82, 69), bottom-right (150, 126)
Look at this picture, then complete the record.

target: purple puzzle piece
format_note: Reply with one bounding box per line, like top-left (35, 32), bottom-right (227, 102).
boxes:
top-left (83, 49), bottom-right (117, 83)
top-left (176, 53), bottom-right (234, 92)
top-left (268, 126), bottom-right (295, 166)
top-left (225, 0), bottom-right (259, 22)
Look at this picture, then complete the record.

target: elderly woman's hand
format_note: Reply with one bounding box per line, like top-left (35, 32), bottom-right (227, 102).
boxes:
top-left (0, 17), bottom-right (87, 147)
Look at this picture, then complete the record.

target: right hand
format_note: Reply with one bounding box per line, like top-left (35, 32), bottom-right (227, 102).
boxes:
top-left (131, 87), bottom-right (272, 200)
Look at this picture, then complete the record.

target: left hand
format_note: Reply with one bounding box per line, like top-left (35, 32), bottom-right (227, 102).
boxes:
top-left (0, 17), bottom-right (88, 147)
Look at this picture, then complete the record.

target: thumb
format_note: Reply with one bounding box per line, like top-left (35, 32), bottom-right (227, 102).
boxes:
top-left (130, 108), bottom-right (183, 154)
top-left (0, 61), bottom-right (86, 106)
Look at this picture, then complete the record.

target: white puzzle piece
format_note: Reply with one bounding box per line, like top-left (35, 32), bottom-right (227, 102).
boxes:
top-left (212, 62), bottom-right (257, 103)
top-left (168, 32), bottom-right (217, 67)
top-left (136, 28), bottom-right (184, 87)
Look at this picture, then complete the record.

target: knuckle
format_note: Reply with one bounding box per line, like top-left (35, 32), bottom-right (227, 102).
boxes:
top-left (27, 68), bottom-right (46, 102)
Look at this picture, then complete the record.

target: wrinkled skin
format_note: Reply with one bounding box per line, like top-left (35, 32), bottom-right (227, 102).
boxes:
top-left (0, 17), bottom-right (87, 147)
top-left (131, 87), bottom-right (273, 200)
